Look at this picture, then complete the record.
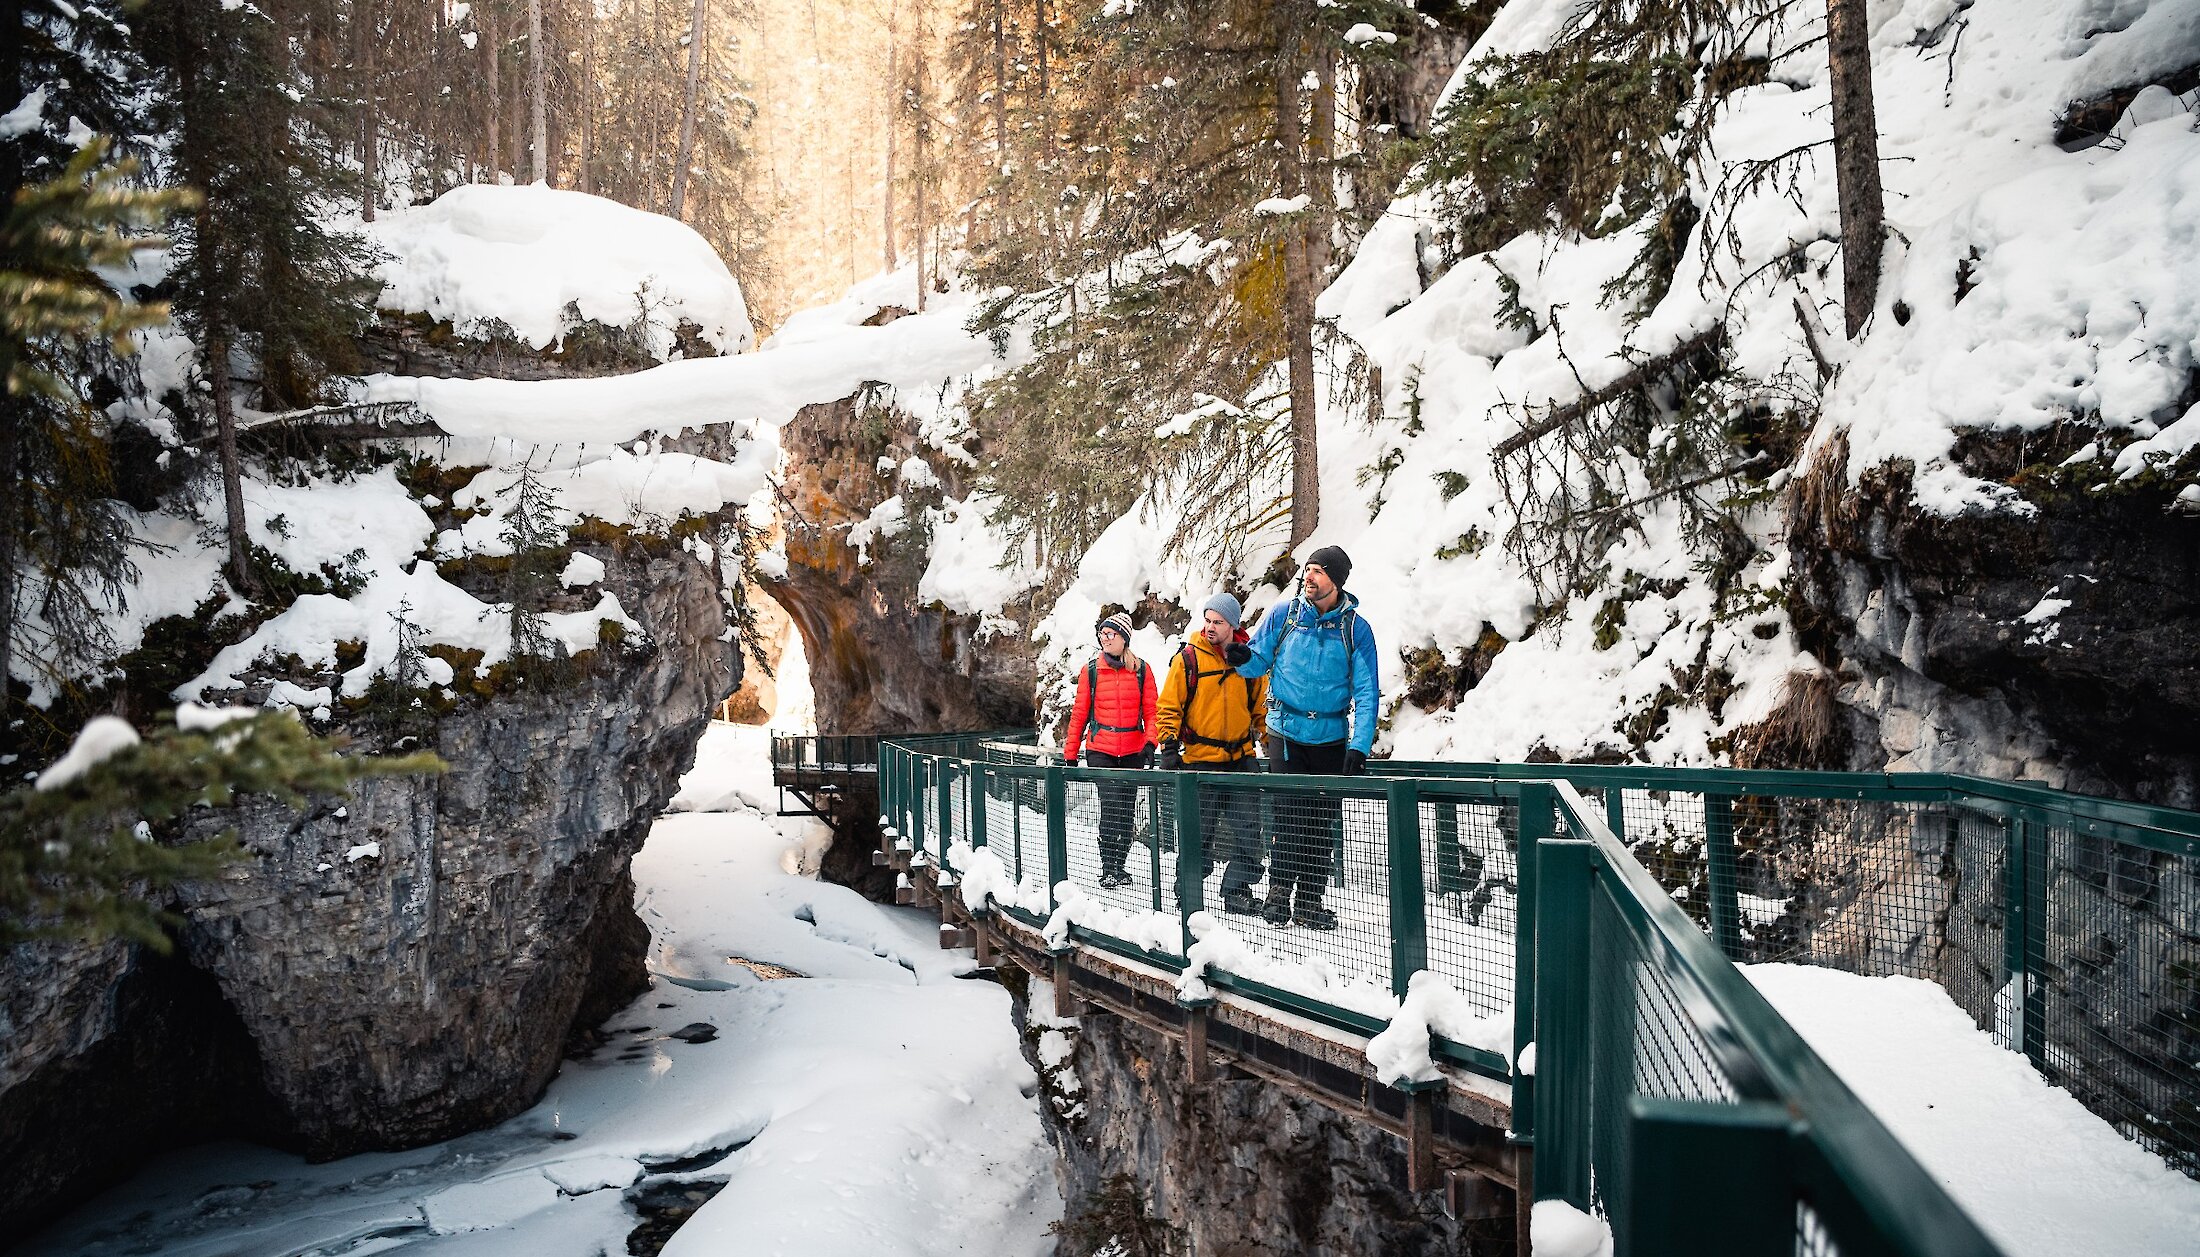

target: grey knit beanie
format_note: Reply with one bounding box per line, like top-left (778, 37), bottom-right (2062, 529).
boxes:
top-left (1200, 592), bottom-right (1243, 627)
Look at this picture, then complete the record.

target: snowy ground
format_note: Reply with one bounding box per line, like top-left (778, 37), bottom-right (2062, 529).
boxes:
top-left (1747, 964), bottom-right (2200, 1257)
top-left (22, 722), bottom-right (1060, 1257)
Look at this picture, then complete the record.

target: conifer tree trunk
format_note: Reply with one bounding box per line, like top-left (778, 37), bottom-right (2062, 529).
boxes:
top-left (1277, 43), bottom-right (1320, 548)
top-left (0, 0), bottom-right (20, 714)
top-left (1309, 45), bottom-right (1336, 280)
top-left (990, 0), bottom-right (1008, 168)
top-left (483, 5), bottom-right (501, 181)
top-left (359, 0), bottom-right (378, 220)
top-left (578, 15), bottom-right (596, 193)
top-left (528, 0), bottom-right (547, 184)
top-left (883, 0), bottom-right (900, 271)
top-left (208, 328), bottom-right (254, 594)
top-left (1826, 0), bottom-right (1885, 339)
top-left (670, 0), bottom-right (705, 216)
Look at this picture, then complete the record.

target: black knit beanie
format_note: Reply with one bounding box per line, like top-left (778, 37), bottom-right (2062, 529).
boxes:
top-left (1306, 545), bottom-right (1353, 589)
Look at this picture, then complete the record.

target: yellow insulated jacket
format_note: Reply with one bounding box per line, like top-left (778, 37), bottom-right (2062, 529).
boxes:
top-left (1156, 633), bottom-right (1268, 764)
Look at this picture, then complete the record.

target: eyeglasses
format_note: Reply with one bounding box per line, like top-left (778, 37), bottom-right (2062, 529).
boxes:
top-left (1097, 627), bottom-right (1127, 640)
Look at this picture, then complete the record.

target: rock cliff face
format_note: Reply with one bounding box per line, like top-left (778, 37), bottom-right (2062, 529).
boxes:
top-left (1032, 1008), bottom-right (1504, 1257)
top-left (0, 536), bottom-right (736, 1234)
top-left (1790, 440), bottom-right (2200, 805)
top-left (769, 392), bottom-right (1037, 735)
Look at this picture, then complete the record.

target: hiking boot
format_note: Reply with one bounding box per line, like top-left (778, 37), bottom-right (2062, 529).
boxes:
top-left (1261, 894), bottom-right (1292, 926)
top-left (1220, 888), bottom-right (1259, 915)
top-left (1098, 868), bottom-right (1133, 890)
top-left (1293, 900), bottom-right (1339, 931)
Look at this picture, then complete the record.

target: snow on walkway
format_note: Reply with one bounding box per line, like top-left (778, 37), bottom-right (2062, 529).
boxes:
top-left (1746, 964), bottom-right (2200, 1257)
top-left (24, 724), bottom-right (1059, 1257)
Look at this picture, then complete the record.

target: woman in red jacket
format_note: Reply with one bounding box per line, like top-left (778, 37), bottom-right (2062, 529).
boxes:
top-left (1065, 611), bottom-right (1158, 888)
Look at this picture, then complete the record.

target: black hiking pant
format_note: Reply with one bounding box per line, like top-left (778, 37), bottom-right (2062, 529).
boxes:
top-left (1087, 748), bottom-right (1145, 876)
top-left (1272, 738), bottom-right (1352, 905)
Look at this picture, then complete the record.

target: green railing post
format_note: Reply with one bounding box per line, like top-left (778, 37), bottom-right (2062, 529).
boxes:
top-left (1626, 1098), bottom-right (1793, 1256)
top-left (1046, 766), bottom-right (1069, 910)
top-left (1387, 780), bottom-right (1428, 1001)
top-left (2018, 813), bottom-right (2048, 1068)
top-left (1605, 784), bottom-right (1627, 841)
top-left (937, 757), bottom-right (955, 855)
top-left (1013, 774), bottom-right (1026, 883)
top-left (1705, 793), bottom-right (1742, 959)
top-left (1176, 772), bottom-right (1204, 954)
top-left (911, 757), bottom-right (928, 851)
top-left (1149, 778), bottom-right (1166, 911)
top-left (2001, 813), bottom-right (2030, 1062)
top-left (1535, 836), bottom-right (1597, 1208)
top-left (1514, 783), bottom-right (1557, 1146)
top-left (971, 762), bottom-right (989, 850)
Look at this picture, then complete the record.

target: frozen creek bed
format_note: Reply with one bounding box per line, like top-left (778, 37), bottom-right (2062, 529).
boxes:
top-left (23, 724), bottom-right (1061, 1257)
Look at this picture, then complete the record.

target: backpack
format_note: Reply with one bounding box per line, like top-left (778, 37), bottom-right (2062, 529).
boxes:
top-left (1177, 642), bottom-right (1256, 755)
top-left (1082, 656), bottom-right (1150, 738)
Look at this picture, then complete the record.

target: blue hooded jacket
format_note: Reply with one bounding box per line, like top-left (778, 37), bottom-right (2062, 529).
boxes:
top-left (1234, 590), bottom-right (1380, 754)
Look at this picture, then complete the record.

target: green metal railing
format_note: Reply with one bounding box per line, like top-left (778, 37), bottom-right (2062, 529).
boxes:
top-left (874, 735), bottom-right (2200, 1256)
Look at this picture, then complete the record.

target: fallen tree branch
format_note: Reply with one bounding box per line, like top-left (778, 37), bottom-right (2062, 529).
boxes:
top-left (1491, 326), bottom-right (1725, 458)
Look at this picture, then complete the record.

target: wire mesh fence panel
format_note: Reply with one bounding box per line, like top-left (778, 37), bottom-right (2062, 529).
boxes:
top-left (1734, 797), bottom-right (1954, 979)
top-left (1190, 779), bottom-right (1395, 1015)
top-left (1612, 788), bottom-right (1714, 936)
top-left (1419, 796), bottom-right (1518, 1017)
top-left (1587, 889), bottom-right (1739, 1225)
top-left (2032, 820), bottom-right (2200, 1178)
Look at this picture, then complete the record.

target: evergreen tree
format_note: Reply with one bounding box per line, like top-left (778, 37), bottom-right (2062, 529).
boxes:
top-left (498, 459), bottom-right (564, 667)
top-left (137, 0), bottom-right (380, 595)
top-left (952, 0), bottom-right (1425, 573)
top-left (1, 711), bottom-right (441, 951)
top-left (1, 139), bottom-right (197, 738)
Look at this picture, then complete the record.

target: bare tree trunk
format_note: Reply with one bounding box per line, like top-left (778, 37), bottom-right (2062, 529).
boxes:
top-left (528, 0), bottom-right (548, 183)
top-left (670, 0), bottom-right (706, 216)
top-left (208, 331), bottom-right (254, 594)
top-left (482, 4), bottom-right (501, 181)
top-left (359, 0), bottom-right (378, 220)
top-left (882, 0), bottom-right (900, 271)
top-left (1826, 0), bottom-right (1885, 339)
top-left (578, 15), bottom-right (595, 192)
top-left (1277, 41), bottom-right (1319, 549)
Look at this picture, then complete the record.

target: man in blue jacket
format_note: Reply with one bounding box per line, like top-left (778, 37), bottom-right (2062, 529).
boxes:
top-left (1226, 545), bottom-right (1378, 930)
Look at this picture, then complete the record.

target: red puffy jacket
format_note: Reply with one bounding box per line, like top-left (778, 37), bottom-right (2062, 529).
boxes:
top-left (1066, 653), bottom-right (1158, 761)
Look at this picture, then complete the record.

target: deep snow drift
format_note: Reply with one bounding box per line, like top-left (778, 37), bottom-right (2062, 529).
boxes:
top-left (1748, 963), bottom-right (2200, 1257)
top-left (21, 724), bottom-right (1061, 1257)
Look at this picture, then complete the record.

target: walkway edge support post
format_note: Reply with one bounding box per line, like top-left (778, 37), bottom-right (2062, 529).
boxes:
top-left (1535, 836), bottom-right (1596, 1208)
top-left (1387, 779), bottom-right (1427, 1001)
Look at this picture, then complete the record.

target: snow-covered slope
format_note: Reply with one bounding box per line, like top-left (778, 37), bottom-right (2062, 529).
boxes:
top-left (1016, 0), bottom-right (2200, 774)
top-left (368, 183), bottom-right (756, 358)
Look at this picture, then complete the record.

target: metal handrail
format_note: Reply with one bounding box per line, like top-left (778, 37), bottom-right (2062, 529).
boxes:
top-left (872, 733), bottom-right (2200, 1255)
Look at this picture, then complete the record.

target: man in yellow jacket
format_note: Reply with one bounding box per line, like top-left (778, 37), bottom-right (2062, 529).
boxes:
top-left (1155, 593), bottom-right (1269, 915)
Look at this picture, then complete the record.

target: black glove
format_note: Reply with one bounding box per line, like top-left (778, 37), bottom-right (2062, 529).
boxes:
top-left (1064, 752), bottom-right (1079, 767)
top-left (1343, 748), bottom-right (1367, 775)
top-left (1158, 741), bottom-right (1183, 771)
top-left (1224, 642), bottom-right (1252, 667)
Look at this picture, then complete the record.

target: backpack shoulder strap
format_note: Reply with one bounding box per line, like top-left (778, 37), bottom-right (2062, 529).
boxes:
top-left (1180, 643), bottom-right (1200, 710)
top-left (1083, 658), bottom-right (1098, 737)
